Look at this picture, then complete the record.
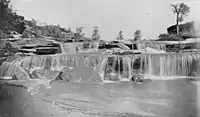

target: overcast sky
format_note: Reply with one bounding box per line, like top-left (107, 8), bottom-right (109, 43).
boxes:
top-left (11, 0), bottom-right (200, 40)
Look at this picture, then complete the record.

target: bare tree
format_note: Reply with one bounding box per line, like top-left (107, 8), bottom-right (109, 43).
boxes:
top-left (171, 3), bottom-right (190, 36)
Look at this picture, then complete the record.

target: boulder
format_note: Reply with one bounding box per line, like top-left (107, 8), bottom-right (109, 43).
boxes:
top-left (131, 74), bottom-right (143, 82)
top-left (58, 71), bottom-right (72, 81)
top-left (30, 69), bottom-right (60, 80)
top-left (13, 66), bottom-right (30, 80)
top-left (131, 74), bottom-right (152, 83)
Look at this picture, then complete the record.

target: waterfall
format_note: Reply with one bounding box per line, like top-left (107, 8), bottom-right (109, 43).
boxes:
top-left (129, 41), bottom-right (167, 51)
top-left (136, 53), bottom-right (200, 79)
top-left (146, 43), bottom-right (166, 51)
top-left (59, 43), bottom-right (77, 53)
top-left (1, 52), bottom-right (200, 81)
top-left (99, 56), bottom-right (135, 82)
top-left (98, 52), bottom-right (200, 81)
top-left (0, 58), bottom-right (22, 79)
top-left (20, 55), bottom-right (47, 74)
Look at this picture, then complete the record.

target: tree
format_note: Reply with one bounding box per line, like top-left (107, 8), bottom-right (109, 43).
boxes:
top-left (57, 24), bottom-right (62, 38)
top-left (171, 3), bottom-right (190, 36)
top-left (0, 0), bottom-right (11, 30)
top-left (116, 30), bottom-right (124, 40)
top-left (0, 0), bottom-right (26, 36)
top-left (0, 0), bottom-right (10, 21)
top-left (30, 18), bottom-right (37, 28)
top-left (134, 30), bottom-right (142, 41)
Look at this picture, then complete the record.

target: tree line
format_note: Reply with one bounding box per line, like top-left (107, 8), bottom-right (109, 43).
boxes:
top-left (0, 0), bottom-right (74, 39)
top-left (0, 1), bottom-right (198, 41)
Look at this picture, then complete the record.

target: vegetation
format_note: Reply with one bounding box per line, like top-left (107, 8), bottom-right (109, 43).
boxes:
top-left (116, 31), bottom-right (124, 40)
top-left (158, 21), bottom-right (199, 41)
top-left (0, 42), bottom-right (19, 57)
top-left (167, 21), bottom-right (198, 39)
top-left (158, 3), bottom-right (198, 41)
top-left (133, 30), bottom-right (142, 41)
top-left (1, 1), bottom-right (197, 43)
top-left (171, 3), bottom-right (190, 36)
top-left (1, 0), bottom-right (25, 37)
top-left (0, 0), bottom-right (75, 40)
top-left (158, 33), bottom-right (183, 41)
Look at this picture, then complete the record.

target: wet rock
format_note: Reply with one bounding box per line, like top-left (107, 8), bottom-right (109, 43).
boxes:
top-left (13, 66), bottom-right (30, 80)
top-left (49, 72), bottom-right (64, 85)
top-left (12, 74), bottom-right (18, 80)
top-left (54, 72), bottom-right (64, 80)
top-left (131, 75), bottom-right (152, 83)
top-left (30, 69), bottom-right (60, 80)
top-left (55, 71), bottom-right (72, 81)
top-left (29, 70), bottom-right (40, 79)
top-left (131, 74), bottom-right (144, 82)
top-left (54, 66), bottom-right (76, 81)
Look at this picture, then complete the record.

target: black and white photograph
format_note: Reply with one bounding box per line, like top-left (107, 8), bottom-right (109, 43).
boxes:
top-left (1, 0), bottom-right (200, 117)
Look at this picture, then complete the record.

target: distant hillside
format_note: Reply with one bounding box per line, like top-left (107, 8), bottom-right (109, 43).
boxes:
top-left (0, 0), bottom-right (75, 40)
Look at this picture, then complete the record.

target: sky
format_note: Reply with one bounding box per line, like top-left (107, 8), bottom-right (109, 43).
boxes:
top-left (11, 0), bottom-right (200, 40)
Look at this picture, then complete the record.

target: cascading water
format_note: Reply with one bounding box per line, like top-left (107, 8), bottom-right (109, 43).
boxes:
top-left (1, 40), bottom-right (200, 117)
top-left (0, 57), bottom-right (22, 79)
top-left (98, 56), bottom-right (133, 82)
top-left (59, 42), bottom-right (77, 53)
top-left (1, 47), bottom-right (200, 81)
top-left (130, 41), bottom-right (167, 52)
top-left (143, 53), bottom-right (200, 79)
top-left (98, 52), bottom-right (200, 81)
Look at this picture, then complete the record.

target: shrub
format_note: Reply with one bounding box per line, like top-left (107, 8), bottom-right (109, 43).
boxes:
top-left (158, 33), bottom-right (183, 41)
top-left (2, 42), bottom-right (19, 56)
top-left (21, 30), bottom-right (31, 38)
top-left (180, 32), bottom-right (198, 39)
top-left (158, 33), bottom-right (169, 39)
top-left (168, 34), bottom-right (184, 41)
top-left (35, 30), bottom-right (43, 38)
